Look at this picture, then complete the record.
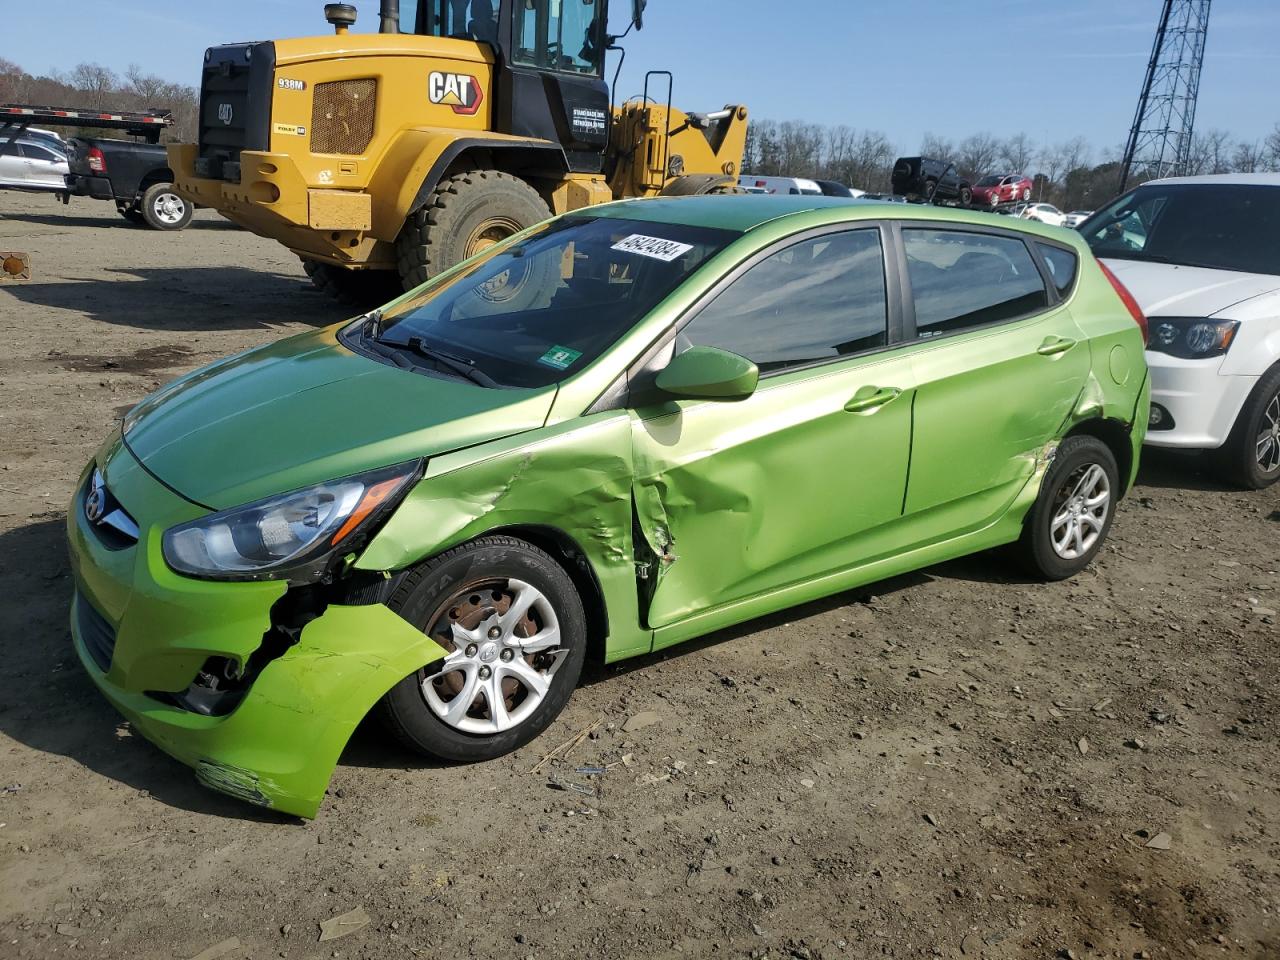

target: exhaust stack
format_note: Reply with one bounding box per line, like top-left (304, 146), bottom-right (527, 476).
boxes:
top-left (380, 0), bottom-right (400, 33)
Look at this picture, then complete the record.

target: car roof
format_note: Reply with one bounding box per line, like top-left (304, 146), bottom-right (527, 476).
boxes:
top-left (1144, 172), bottom-right (1280, 188)
top-left (583, 195), bottom-right (1083, 244)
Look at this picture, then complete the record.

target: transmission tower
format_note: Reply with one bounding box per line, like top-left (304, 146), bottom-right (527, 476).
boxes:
top-left (1118, 0), bottom-right (1212, 192)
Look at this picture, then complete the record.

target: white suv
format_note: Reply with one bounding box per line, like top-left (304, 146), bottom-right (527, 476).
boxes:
top-left (1083, 173), bottom-right (1280, 488)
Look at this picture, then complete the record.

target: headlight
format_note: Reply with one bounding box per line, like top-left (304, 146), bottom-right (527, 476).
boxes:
top-left (162, 461), bottom-right (421, 581)
top-left (1147, 317), bottom-right (1239, 359)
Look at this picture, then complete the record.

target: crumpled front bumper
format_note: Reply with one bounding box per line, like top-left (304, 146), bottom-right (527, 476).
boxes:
top-left (67, 436), bottom-right (446, 818)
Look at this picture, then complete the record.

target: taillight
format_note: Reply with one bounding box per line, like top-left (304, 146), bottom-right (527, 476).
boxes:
top-left (87, 147), bottom-right (106, 174)
top-left (1097, 260), bottom-right (1148, 345)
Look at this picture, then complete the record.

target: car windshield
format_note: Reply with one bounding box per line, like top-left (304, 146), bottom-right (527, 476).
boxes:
top-left (351, 216), bottom-right (738, 388)
top-left (976, 176), bottom-right (1002, 186)
top-left (1083, 182), bottom-right (1280, 276)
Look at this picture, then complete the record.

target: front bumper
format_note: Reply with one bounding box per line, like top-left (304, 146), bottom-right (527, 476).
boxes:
top-left (1144, 351), bottom-right (1257, 450)
top-left (167, 143), bottom-right (377, 266)
top-left (67, 436), bottom-right (446, 818)
top-left (64, 173), bottom-right (114, 201)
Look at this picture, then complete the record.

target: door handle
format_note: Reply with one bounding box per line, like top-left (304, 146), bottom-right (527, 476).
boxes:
top-left (844, 386), bottom-right (902, 413)
top-left (1037, 336), bottom-right (1077, 357)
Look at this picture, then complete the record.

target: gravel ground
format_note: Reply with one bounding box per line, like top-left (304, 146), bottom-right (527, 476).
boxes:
top-left (0, 190), bottom-right (1277, 960)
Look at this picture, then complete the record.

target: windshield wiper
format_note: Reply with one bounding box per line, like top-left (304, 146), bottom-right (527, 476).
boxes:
top-left (375, 335), bottom-right (500, 388)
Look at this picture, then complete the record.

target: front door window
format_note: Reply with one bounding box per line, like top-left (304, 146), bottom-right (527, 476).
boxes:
top-left (515, 0), bottom-right (605, 74)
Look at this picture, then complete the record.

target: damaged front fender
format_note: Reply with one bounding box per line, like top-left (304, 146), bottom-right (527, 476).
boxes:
top-left (75, 601), bottom-right (447, 819)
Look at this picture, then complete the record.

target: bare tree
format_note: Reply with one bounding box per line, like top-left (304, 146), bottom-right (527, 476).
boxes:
top-left (919, 132), bottom-right (954, 160)
top-left (125, 63), bottom-right (169, 102)
top-left (1266, 124), bottom-right (1280, 171)
top-left (68, 62), bottom-right (119, 109)
top-left (1231, 139), bottom-right (1267, 174)
top-left (955, 132), bottom-right (1001, 180)
top-left (1185, 128), bottom-right (1232, 175)
top-left (999, 133), bottom-right (1036, 174)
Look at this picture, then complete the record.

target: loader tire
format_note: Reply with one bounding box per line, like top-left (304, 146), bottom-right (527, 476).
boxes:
top-left (395, 170), bottom-right (552, 292)
top-left (659, 174), bottom-right (739, 196)
top-left (301, 258), bottom-right (400, 307)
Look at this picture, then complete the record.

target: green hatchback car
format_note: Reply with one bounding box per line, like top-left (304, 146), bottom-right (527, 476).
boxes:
top-left (68, 197), bottom-right (1150, 817)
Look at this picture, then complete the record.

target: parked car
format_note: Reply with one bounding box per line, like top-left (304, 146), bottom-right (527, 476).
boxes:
top-left (0, 137), bottom-right (69, 194)
top-left (813, 179), bottom-right (866, 198)
top-left (1013, 202), bottom-right (1067, 227)
top-left (68, 196), bottom-right (1148, 817)
top-left (971, 173), bottom-right (1034, 207)
top-left (1063, 210), bottom-right (1094, 229)
top-left (1083, 173), bottom-right (1280, 488)
top-left (891, 156), bottom-right (973, 206)
top-left (737, 175), bottom-right (824, 195)
top-left (64, 136), bottom-right (192, 230)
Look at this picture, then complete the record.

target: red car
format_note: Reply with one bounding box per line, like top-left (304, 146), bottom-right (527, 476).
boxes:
top-left (971, 173), bottom-right (1033, 206)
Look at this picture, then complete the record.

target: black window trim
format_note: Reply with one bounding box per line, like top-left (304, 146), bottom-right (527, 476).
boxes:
top-left (588, 220), bottom-right (905, 413)
top-left (894, 219), bottom-right (1067, 344)
top-left (1028, 236), bottom-right (1081, 302)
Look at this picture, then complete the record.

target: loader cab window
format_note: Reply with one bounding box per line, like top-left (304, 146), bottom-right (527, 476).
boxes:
top-left (515, 0), bottom-right (605, 75)
top-left (420, 0), bottom-right (499, 44)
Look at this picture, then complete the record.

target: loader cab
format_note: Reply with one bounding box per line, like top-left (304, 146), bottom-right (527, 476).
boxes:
top-left (411, 0), bottom-right (617, 172)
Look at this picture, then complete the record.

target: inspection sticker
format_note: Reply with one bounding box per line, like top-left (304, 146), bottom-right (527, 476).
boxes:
top-left (611, 234), bottom-right (694, 262)
top-left (538, 345), bottom-right (583, 371)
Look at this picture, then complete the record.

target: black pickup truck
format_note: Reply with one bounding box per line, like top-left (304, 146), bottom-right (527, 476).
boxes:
top-left (65, 137), bottom-right (193, 230)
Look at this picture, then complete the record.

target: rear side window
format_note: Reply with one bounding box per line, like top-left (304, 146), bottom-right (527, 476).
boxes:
top-left (681, 228), bottom-right (889, 372)
top-left (1037, 243), bottom-right (1078, 295)
top-left (903, 230), bottom-right (1048, 337)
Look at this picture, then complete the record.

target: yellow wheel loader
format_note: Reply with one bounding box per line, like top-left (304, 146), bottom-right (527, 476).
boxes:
top-left (170, 0), bottom-right (749, 302)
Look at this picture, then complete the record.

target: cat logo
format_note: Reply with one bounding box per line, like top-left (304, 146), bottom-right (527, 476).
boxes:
top-left (428, 71), bottom-right (483, 116)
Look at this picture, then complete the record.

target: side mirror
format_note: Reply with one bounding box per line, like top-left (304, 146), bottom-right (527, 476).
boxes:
top-left (654, 346), bottom-right (758, 402)
top-left (631, 0), bottom-right (646, 30)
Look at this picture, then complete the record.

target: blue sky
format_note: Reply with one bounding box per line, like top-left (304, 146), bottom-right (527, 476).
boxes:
top-left (8, 0), bottom-right (1279, 157)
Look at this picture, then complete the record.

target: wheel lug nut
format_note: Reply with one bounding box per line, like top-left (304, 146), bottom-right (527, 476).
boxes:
top-left (488, 626), bottom-right (501, 639)
top-left (479, 665), bottom-right (492, 679)
top-left (465, 644), bottom-right (478, 657)
top-left (500, 648), bottom-right (515, 662)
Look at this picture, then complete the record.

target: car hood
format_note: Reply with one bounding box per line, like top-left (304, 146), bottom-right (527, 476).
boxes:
top-left (122, 327), bottom-right (556, 510)
top-left (1101, 258), bottom-right (1280, 318)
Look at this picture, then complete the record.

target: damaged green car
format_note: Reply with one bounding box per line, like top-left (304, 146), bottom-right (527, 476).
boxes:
top-left (68, 196), bottom-right (1149, 817)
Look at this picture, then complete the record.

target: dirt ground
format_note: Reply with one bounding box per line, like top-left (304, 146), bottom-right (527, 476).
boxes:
top-left (0, 189), bottom-right (1277, 960)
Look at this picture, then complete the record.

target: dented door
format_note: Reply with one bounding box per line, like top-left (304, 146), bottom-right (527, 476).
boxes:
top-left (630, 352), bottom-right (917, 630)
top-left (900, 228), bottom-right (1090, 527)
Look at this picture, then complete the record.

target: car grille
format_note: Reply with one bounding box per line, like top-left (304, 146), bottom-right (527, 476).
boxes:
top-left (76, 590), bottom-right (118, 673)
top-left (196, 41), bottom-right (276, 180)
top-left (311, 79), bottom-right (377, 156)
top-left (81, 469), bottom-right (139, 550)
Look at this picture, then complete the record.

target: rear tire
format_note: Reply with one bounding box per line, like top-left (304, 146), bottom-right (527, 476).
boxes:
top-left (139, 182), bottom-right (192, 231)
top-left (1016, 435), bottom-right (1119, 581)
top-left (376, 536), bottom-right (587, 763)
top-left (301, 258), bottom-right (401, 307)
top-left (1216, 365), bottom-right (1280, 489)
top-left (395, 169), bottom-right (552, 292)
top-left (958, 184), bottom-right (973, 207)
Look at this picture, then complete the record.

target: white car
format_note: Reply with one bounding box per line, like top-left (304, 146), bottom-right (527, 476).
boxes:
top-left (1083, 173), bottom-right (1280, 488)
top-left (0, 136), bottom-right (69, 194)
top-left (1063, 210), bottom-right (1093, 228)
top-left (1013, 202), bottom-right (1067, 227)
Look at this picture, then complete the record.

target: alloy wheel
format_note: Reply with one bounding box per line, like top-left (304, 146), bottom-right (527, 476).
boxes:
top-left (152, 192), bottom-right (187, 225)
top-left (420, 578), bottom-right (568, 735)
top-left (1049, 462), bottom-right (1111, 560)
top-left (1257, 391), bottom-right (1280, 473)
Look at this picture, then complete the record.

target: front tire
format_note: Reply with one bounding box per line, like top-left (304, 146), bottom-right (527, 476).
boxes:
top-left (377, 536), bottom-right (587, 763)
top-left (1217, 365), bottom-right (1280, 489)
top-left (1017, 435), bottom-right (1119, 580)
top-left (395, 169), bottom-right (552, 292)
top-left (139, 182), bottom-right (192, 231)
top-left (301, 258), bottom-right (401, 306)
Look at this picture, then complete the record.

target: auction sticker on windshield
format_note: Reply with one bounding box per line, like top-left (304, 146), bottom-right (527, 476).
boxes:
top-left (538, 345), bottom-right (584, 370)
top-left (611, 234), bottom-right (695, 262)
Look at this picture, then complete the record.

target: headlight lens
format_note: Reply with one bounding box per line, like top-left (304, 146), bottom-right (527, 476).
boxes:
top-left (162, 461), bottom-right (420, 581)
top-left (1147, 317), bottom-right (1239, 359)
